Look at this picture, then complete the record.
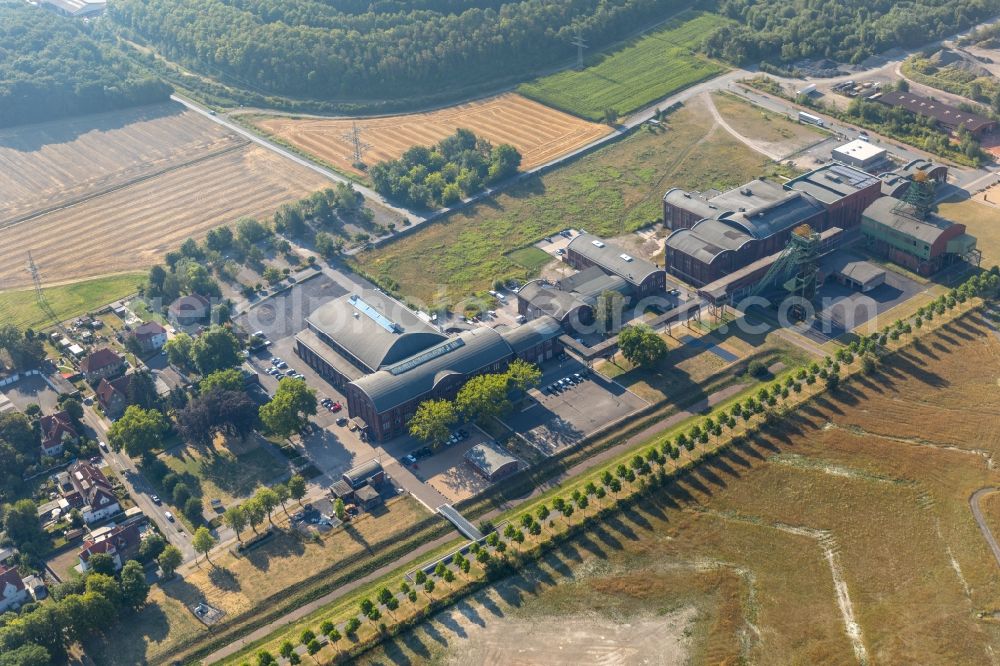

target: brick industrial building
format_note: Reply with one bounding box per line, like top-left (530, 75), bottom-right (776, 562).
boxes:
top-left (296, 290), bottom-right (563, 442)
top-left (664, 164), bottom-right (882, 287)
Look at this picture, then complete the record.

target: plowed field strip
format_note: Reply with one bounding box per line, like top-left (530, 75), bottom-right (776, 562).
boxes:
top-left (247, 92), bottom-right (612, 177)
top-left (0, 147), bottom-right (326, 290)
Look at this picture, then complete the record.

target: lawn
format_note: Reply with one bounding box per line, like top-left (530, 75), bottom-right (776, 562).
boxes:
top-left (598, 314), bottom-right (811, 403)
top-left (157, 434), bottom-right (286, 514)
top-left (517, 11), bottom-right (730, 121)
top-left (0, 272), bottom-right (144, 329)
top-left (506, 246), bottom-right (553, 272)
top-left (87, 495), bottom-right (439, 665)
top-left (939, 197), bottom-right (1000, 265)
top-left (354, 95), bottom-right (781, 308)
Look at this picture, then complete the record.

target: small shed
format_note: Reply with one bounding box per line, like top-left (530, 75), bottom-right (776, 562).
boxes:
top-left (355, 485), bottom-right (383, 511)
top-left (342, 459), bottom-right (384, 490)
top-left (464, 442), bottom-right (519, 482)
top-left (329, 480), bottom-right (355, 502)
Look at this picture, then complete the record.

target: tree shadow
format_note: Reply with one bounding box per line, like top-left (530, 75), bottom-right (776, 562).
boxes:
top-left (208, 566), bottom-right (241, 592)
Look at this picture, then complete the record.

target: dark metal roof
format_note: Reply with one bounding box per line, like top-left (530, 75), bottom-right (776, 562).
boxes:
top-left (862, 197), bottom-right (958, 245)
top-left (499, 316), bottom-right (562, 353)
top-left (517, 280), bottom-right (589, 321)
top-left (342, 459), bottom-right (383, 486)
top-left (878, 91), bottom-right (995, 133)
top-left (566, 234), bottom-right (663, 286)
top-left (307, 291), bottom-right (446, 372)
top-left (349, 327), bottom-right (514, 413)
top-left (666, 219), bottom-right (754, 264)
top-left (464, 442), bottom-right (518, 478)
top-left (720, 191), bottom-right (824, 240)
top-left (785, 163), bottom-right (880, 204)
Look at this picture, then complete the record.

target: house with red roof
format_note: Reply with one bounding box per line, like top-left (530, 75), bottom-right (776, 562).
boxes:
top-left (39, 411), bottom-right (78, 457)
top-left (95, 374), bottom-right (132, 419)
top-left (62, 460), bottom-right (121, 524)
top-left (132, 321), bottom-right (168, 354)
top-left (0, 566), bottom-right (28, 613)
top-left (80, 348), bottom-right (126, 383)
top-left (78, 522), bottom-right (142, 572)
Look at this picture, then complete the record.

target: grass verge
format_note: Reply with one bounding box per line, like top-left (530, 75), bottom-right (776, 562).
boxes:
top-left (0, 272), bottom-right (144, 330)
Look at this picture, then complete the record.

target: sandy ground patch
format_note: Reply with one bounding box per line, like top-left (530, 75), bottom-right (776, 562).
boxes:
top-left (246, 93), bottom-right (613, 176)
top-left (447, 609), bottom-right (696, 666)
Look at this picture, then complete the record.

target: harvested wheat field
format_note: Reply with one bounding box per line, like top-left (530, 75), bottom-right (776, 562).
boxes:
top-left (360, 312), bottom-right (1000, 666)
top-left (246, 92), bottom-right (613, 176)
top-left (0, 145), bottom-right (327, 290)
top-left (0, 102), bottom-right (242, 225)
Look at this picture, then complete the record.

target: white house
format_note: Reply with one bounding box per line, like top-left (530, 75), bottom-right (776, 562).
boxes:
top-left (0, 567), bottom-right (28, 613)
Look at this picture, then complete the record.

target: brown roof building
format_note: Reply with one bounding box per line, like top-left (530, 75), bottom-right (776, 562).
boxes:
top-left (876, 91), bottom-right (997, 137)
top-left (96, 374), bottom-right (132, 419)
top-left (80, 348), bottom-right (125, 383)
top-left (39, 411), bottom-right (78, 457)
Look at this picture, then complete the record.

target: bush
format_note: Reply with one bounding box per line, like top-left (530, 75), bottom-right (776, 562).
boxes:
top-left (747, 360), bottom-right (768, 378)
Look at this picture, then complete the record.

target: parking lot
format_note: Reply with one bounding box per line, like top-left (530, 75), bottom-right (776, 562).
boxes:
top-left (504, 358), bottom-right (648, 456)
top-left (806, 269), bottom-right (924, 341)
top-left (2, 374), bottom-right (62, 413)
top-left (237, 272), bottom-right (347, 344)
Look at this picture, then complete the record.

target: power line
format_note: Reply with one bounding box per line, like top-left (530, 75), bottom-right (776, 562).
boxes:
top-left (342, 122), bottom-right (371, 168)
top-left (571, 26), bottom-right (587, 71)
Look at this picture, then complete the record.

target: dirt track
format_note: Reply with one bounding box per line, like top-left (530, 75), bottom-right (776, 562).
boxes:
top-left (247, 93), bottom-right (612, 175)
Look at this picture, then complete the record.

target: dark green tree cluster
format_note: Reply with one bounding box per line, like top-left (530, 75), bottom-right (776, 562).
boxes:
top-left (0, 415), bottom-right (39, 502)
top-left (704, 0), bottom-right (998, 67)
top-left (618, 324), bottom-right (668, 367)
top-left (369, 129), bottom-right (521, 208)
top-left (0, 556), bottom-right (149, 663)
top-left (108, 0), bottom-right (686, 103)
top-left (0, 325), bottom-right (45, 372)
top-left (0, 3), bottom-right (170, 128)
top-left (176, 386), bottom-right (259, 445)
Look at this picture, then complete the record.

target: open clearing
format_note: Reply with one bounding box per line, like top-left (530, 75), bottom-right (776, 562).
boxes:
top-left (940, 197), bottom-right (1000, 264)
top-left (359, 312), bottom-right (1000, 664)
top-left (710, 90), bottom-right (827, 159)
top-left (0, 103), bottom-right (242, 224)
top-left (244, 93), bottom-right (612, 178)
top-left (517, 11), bottom-right (730, 121)
top-left (0, 272), bottom-right (144, 329)
top-left (355, 95), bottom-right (787, 307)
top-left (0, 144), bottom-right (328, 290)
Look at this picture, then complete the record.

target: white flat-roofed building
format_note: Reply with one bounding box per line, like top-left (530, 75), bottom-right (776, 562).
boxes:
top-left (41, 0), bottom-right (106, 17)
top-left (832, 140), bottom-right (887, 170)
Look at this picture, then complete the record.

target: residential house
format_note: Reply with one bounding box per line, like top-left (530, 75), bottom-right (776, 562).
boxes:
top-left (132, 322), bottom-right (168, 354)
top-left (0, 566), bottom-right (28, 613)
top-left (39, 411), bottom-right (78, 457)
top-left (62, 460), bottom-right (120, 524)
top-left (78, 522), bottom-right (142, 572)
top-left (80, 348), bottom-right (126, 383)
top-left (96, 374), bottom-right (132, 419)
top-left (168, 293), bottom-right (211, 327)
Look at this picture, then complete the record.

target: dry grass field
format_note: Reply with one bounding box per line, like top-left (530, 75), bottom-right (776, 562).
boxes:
top-left (86, 496), bottom-right (431, 665)
top-left (359, 312), bottom-right (1000, 665)
top-left (0, 145), bottom-right (328, 290)
top-left (245, 92), bottom-right (612, 177)
top-left (0, 102), bottom-right (240, 224)
top-left (940, 197), bottom-right (1000, 265)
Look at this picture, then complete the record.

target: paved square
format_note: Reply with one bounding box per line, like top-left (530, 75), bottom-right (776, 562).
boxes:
top-left (415, 430), bottom-right (503, 503)
top-left (805, 268), bottom-right (924, 341)
top-left (2, 374), bottom-right (62, 413)
top-left (505, 359), bottom-right (647, 456)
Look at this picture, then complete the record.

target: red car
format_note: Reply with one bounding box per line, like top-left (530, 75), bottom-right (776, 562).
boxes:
top-left (329, 401), bottom-right (342, 412)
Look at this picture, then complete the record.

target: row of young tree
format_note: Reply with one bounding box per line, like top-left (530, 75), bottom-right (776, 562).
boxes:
top-left (408, 360), bottom-right (541, 446)
top-left (107, 0), bottom-right (688, 103)
top-left (703, 0), bottom-right (999, 67)
top-left (370, 129), bottom-right (522, 209)
top-left (0, 4), bottom-right (170, 129)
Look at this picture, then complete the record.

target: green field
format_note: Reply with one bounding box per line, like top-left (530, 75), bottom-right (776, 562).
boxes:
top-left (0, 272), bottom-right (144, 329)
top-left (354, 95), bottom-right (785, 307)
top-left (517, 11), bottom-right (730, 121)
top-left (506, 246), bottom-right (553, 272)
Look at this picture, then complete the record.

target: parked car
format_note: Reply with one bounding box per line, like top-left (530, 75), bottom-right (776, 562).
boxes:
top-left (275, 361), bottom-right (288, 369)
top-left (330, 402), bottom-right (342, 412)
top-left (285, 368), bottom-right (297, 376)
top-left (164, 511), bottom-right (175, 522)
top-left (99, 441), bottom-right (108, 452)
top-left (402, 454), bottom-right (417, 466)
top-left (336, 417), bottom-right (348, 426)
top-left (150, 494), bottom-right (161, 505)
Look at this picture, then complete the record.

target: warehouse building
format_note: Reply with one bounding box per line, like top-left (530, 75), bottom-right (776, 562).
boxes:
top-left (565, 234), bottom-right (666, 295)
top-left (664, 165), bottom-right (882, 287)
top-left (861, 197), bottom-right (978, 275)
top-left (314, 313), bottom-right (563, 443)
top-left (295, 291), bottom-right (447, 388)
top-left (876, 91), bottom-right (997, 137)
top-left (832, 139), bottom-right (887, 170)
top-left (880, 159), bottom-right (949, 198)
top-left (516, 266), bottom-right (632, 328)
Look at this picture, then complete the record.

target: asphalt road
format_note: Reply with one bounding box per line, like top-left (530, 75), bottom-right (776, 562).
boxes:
top-left (970, 487), bottom-right (1000, 570)
top-left (82, 406), bottom-right (197, 562)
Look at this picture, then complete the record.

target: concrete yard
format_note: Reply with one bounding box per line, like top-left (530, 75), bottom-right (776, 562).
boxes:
top-left (2, 374), bottom-right (63, 413)
top-left (506, 357), bottom-right (648, 456)
top-left (416, 430), bottom-right (504, 503)
top-left (805, 267), bottom-right (924, 342)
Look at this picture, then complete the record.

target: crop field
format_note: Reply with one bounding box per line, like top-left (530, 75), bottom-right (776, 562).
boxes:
top-left (0, 144), bottom-right (328, 290)
top-left (244, 93), bottom-right (612, 178)
top-left (517, 11), bottom-right (730, 121)
top-left (0, 102), bottom-right (241, 224)
top-left (355, 95), bottom-right (782, 307)
top-left (359, 312), bottom-right (1000, 665)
